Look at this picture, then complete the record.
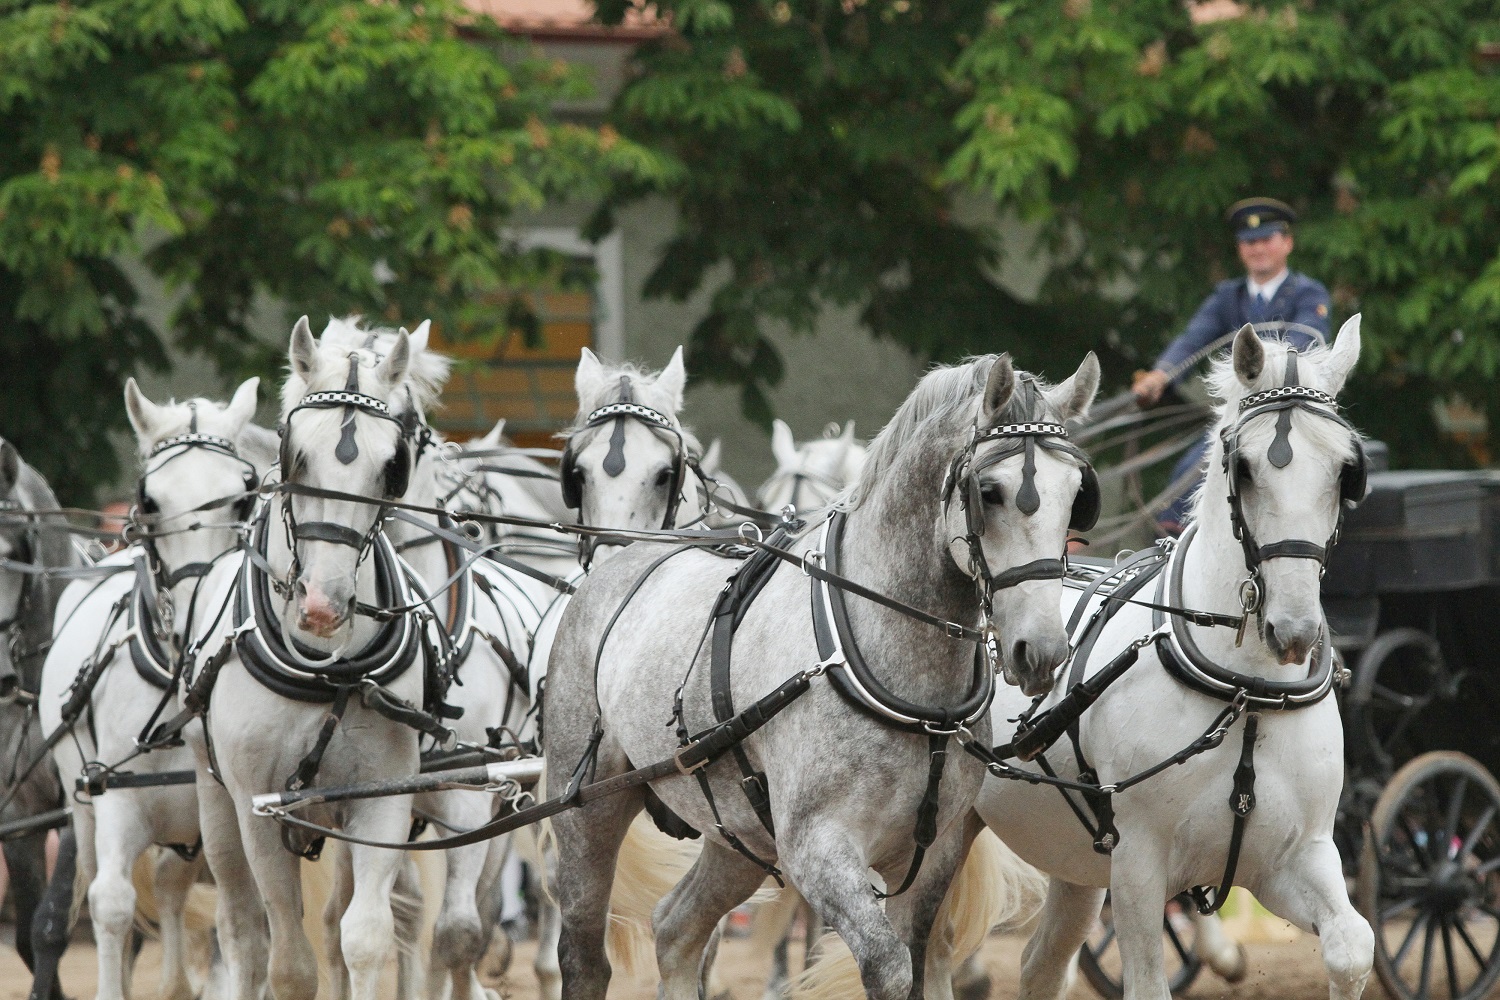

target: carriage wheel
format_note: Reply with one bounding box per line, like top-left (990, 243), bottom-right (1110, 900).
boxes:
top-left (1358, 752), bottom-right (1500, 1000)
top-left (1346, 628), bottom-right (1451, 780)
top-left (1077, 893), bottom-right (1203, 998)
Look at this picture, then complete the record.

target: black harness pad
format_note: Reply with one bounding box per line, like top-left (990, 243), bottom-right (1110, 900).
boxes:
top-left (642, 784), bottom-right (700, 841)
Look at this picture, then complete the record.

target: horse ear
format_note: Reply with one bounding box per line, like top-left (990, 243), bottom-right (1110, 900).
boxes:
top-left (1324, 313), bottom-right (1362, 396)
top-left (702, 438), bottom-right (722, 474)
top-left (407, 319), bottom-right (432, 355)
top-left (224, 377), bottom-right (260, 431)
top-left (377, 329), bottom-right (410, 388)
top-left (840, 420), bottom-right (856, 443)
top-left (0, 440), bottom-right (18, 495)
top-left (1043, 351), bottom-right (1101, 422)
top-left (655, 346), bottom-right (686, 412)
top-left (289, 316), bottom-right (318, 380)
top-left (1232, 324), bottom-right (1264, 384)
top-left (575, 347), bottom-right (606, 405)
top-left (982, 354), bottom-right (1016, 424)
top-left (771, 419), bottom-right (798, 467)
top-left (124, 377), bottom-right (163, 442)
top-left (479, 419), bottom-right (506, 448)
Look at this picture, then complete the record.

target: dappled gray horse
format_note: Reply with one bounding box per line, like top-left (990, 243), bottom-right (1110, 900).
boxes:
top-left (544, 352), bottom-right (1100, 1000)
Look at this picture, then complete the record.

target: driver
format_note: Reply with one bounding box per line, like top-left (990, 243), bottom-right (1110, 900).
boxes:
top-left (1132, 197), bottom-right (1332, 532)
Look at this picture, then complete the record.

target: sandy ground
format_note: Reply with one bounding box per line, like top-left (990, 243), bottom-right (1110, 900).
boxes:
top-left (0, 924), bottom-right (1342, 999)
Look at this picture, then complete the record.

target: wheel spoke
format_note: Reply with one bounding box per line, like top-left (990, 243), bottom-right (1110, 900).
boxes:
top-left (1459, 805), bottom-right (1496, 860)
top-left (1440, 914), bottom-right (1462, 1000)
top-left (1417, 914), bottom-right (1437, 1000)
top-left (1164, 917), bottom-right (1192, 964)
top-left (1401, 813), bottom-right (1437, 866)
top-left (1394, 912), bottom-right (1431, 969)
top-left (1383, 896), bottom-right (1425, 921)
top-left (1452, 914), bottom-right (1491, 969)
top-left (1476, 857), bottom-right (1500, 878)
top-left (1442, 777), bottom-right (1470, 854)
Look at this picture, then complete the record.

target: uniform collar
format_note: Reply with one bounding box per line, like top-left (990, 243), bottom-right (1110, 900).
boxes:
top-left (1247, 268), bottom-right (1290, 301)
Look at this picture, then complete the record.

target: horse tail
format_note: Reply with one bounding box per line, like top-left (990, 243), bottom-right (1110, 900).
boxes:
top-left (603, 815), bottom-right (702, 978)
top-left (748, 883), bottom-right (803, 953)
top-left (791, 829), bottom-right (1045, 1000)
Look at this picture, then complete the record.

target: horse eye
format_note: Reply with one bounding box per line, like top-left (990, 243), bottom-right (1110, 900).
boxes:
top-left (980, 483), bottom-right (1004, 506)
top-left (1236, 459), bottom-right (1253, 485)
top-left (654, 467), bottom-right (673, 488)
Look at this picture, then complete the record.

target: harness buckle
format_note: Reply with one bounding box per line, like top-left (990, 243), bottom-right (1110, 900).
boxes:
top-left (673, 742), bottom-right (709, 776)
top-left (800, 550), bottom-right (824, 577)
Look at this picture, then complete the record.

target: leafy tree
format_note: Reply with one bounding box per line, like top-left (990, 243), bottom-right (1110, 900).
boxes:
top-left (590, 0), bottom-right (1051, 426)
top-left (599, 0), bottom-right (1500, 465)
top-left (0, 0), bottom-right (671, 499)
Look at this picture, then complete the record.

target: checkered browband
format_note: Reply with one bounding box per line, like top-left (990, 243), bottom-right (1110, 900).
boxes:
top-left (149, 433), bottom-right (238, 458)
top-left (298, 391), bottom-right (391, 414)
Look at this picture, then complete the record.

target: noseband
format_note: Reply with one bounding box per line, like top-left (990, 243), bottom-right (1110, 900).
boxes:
top-left (1219, 349), bottom-right (1366, 621)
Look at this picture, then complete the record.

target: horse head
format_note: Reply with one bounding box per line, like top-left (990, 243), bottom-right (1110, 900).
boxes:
top-left (125, 377), bottom-right (265, 611)
top-left (278, 315), bottom-right (445, 640)
top-left (758, 419), bottom-right (867, 511)
top-left (1202, 315), bottom-right (1364, 666)
top-left (562, 346), bottom-right (691, 539)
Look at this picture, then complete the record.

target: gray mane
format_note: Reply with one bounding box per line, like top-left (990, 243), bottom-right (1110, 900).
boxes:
top-left (839, 355), bottom-right (1057, 510)
top-left (6, 453), bottom-right (77, 691)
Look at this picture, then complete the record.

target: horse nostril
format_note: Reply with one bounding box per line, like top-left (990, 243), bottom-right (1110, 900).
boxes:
top-left (294, 578), bottom-right (308, 600)
top-left (1012, 640), bottom-right (1029, 669)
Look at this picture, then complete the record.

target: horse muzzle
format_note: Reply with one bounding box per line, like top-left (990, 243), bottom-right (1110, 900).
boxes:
top-left (295, 581), bottom-right (353, 639)
top-left (1006, 634), bottom-right (1068, 698)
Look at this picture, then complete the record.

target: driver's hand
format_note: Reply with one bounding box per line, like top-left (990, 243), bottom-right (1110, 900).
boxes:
top-left (1132, 369), bottom-right (1170, 407)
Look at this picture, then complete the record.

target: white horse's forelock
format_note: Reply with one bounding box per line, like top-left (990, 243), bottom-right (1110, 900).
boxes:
top-left (286, 315), bottom-right (451, 415)
top-left (131, 396), bottom-right (248, 455)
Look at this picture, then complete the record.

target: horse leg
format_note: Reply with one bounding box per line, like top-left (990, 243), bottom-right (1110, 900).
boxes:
top-left (652, 838), bottom-right (768, 1000)
top-left (341, 796), bottom-right (417, 1000)
top-left (87, 800), bottom-right (155, 1000)
top-left (322, 844), bottom-right (355, 1000)
top-left (197, 778), bottom-right (268, 1000)
top-left (1015, 878), bottom-right (1105, 1000)
top-left (1251, 840), bottom-right (1373, 1000)
top-left (550, 786), bottom-right (644, 1000)
top-left (885, 820), bottom-right (976, 1000)
top-left (1190, 909), bottom-right (1247, 982)
top-left (393, 854), bottom-right (427, 1000)
top-left (238, 805), bottom-right (319, 1000)
top-left (27, 824), bottom-right (76, 1000)
top-left (1109, 848), bottom-right (1173, 1000)
top-left (533, 839), bottom-right (563, 1000)
top-left (4, 833), bottom-right (49, 977)
top-left (782, 824), bottom-right (912, 1000)
top-left (152, 848), bottom-right (204, 1000)
top-left (426, 790), bottom-right (497, 1000)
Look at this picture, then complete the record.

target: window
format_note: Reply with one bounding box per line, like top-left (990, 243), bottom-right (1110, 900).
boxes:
top-left (428, 229), bottom-right (622, 448)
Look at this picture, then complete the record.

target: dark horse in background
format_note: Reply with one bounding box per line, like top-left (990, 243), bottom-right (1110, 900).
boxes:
top-left (0, 438), bottom-right (80, 1000)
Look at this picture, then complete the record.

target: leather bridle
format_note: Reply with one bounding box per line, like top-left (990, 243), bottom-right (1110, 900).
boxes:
top-left (1219, 349), bottom-right (1366, 625)
top-left (941, 381), bottom-right (1100, 613)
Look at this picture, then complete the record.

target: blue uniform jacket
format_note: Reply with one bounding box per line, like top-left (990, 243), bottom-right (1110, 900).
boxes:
top-left (1154, 271), bottom-right (1331, 382)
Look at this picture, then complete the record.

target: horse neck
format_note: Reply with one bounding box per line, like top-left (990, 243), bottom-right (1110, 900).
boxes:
top-left (836, 444), bottom-right (978, 706)
top-left (1180, 459), bottom-right (1311, 680)
top-left (265, 494), bottom-right (386, 652)
top-left (389, 457), bottom-right (448, 586)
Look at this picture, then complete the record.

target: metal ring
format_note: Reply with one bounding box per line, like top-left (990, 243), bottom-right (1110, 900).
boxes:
top-left (738, 522), bottom-right (763, 545)
top-left (800, 549), bottom-right (823, 577)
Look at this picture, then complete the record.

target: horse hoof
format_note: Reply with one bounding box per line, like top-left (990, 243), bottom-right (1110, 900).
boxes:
top-left (955, 974), bottom-right (992, 1000)
top-left (1214, 942), bottom-right (1249, 983)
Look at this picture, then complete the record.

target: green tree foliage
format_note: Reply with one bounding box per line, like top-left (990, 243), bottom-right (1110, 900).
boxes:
top-left (0, 0), bottom-right (672, 499)
top-left (591, 0), bottom-right (1049, 426)
top-left (599, 0), bottom-right (1500, 464)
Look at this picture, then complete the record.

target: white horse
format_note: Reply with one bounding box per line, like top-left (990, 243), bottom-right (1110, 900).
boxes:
top-left (757, 419), bottom-right (867, 513)
top-left (182, 316), bottom-right (545, 1000)
top-left (304, 318), bottom-right (562, 1000)
top-left (39, 377), bottom-right (268, 1000)
top-left (544, 352), bottom-right (1100, 1000)
top-left (944, 319), bottom-right (1374, 1000)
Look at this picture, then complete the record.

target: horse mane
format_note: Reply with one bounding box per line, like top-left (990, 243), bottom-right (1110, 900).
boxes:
top-left (838, 355), bottom-right (1056, 511)
top-left (308, 315), bottom-right (452, 414)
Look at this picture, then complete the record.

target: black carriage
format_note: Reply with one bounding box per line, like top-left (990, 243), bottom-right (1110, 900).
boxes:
top-left (1325, 467), bottom-right (1500, 1000)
